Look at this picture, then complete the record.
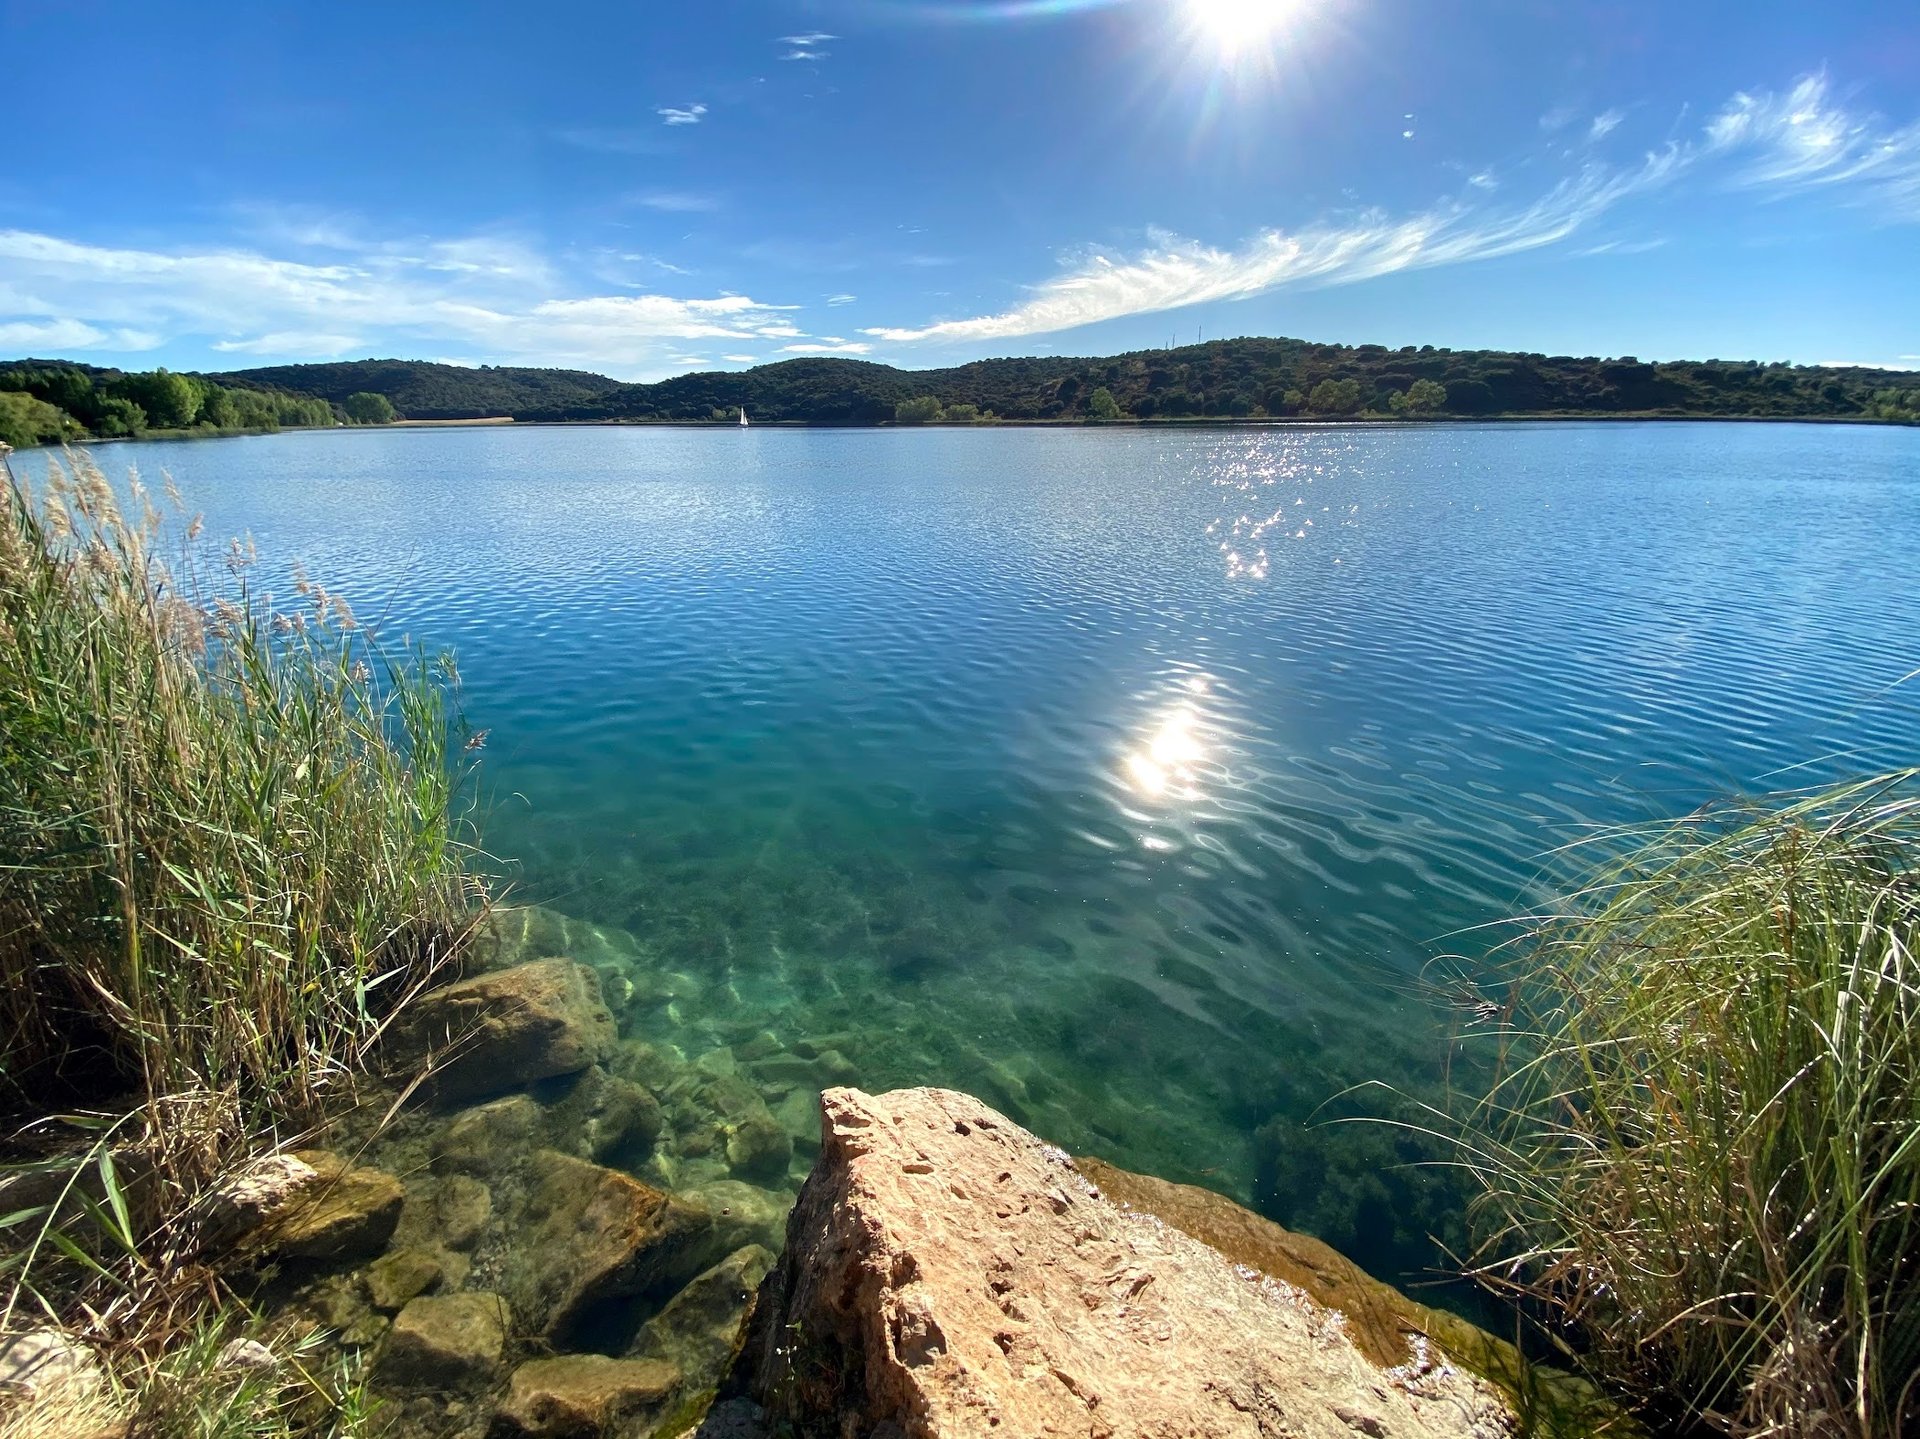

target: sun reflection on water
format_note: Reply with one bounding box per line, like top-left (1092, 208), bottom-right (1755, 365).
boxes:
top-left (1123, 677), bottom-right (1216, 801)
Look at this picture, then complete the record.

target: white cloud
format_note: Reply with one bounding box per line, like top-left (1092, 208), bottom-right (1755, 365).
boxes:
top-left (635, 191), bottom-right (721, 213)
top-left (657, 104), bottom-right (708, 126)
top-left (0, 227), bottom-right (815, 380)
top-left (780, 32), bottom-right (837, 45)
top-left (780, 341), bottom-right (873, 355)
top-left (0, 317), bottom-right (161, 351)
top-left (210, 331), bottom-right (364, 356)
top-left (827, 293), bottom-right (857, 305)
top-left (1706, 73), bottom-right (1920, 216)
top-left (722, 354), bottom-right (759, 363)
top-left (1589, 109), bottom-right (1625, 141)
top-left (869, 74), bottom-right (1920, 345)
top-left (865, 149), bottom-right (1685, 343)
top-left (1466, 171), bottom-right (1498, 191)
top-left (1575, 237), bottom-right (1668, 257)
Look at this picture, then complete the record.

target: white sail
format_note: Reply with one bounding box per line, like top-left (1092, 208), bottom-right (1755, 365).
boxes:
top-left (739, 407), bottom-right (749, 427)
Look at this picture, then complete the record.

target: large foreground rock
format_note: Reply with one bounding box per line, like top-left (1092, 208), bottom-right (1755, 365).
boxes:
top-left (389, 957), bottom-right (617, 1104)
top-left (738, 1087), bottom-right (1515, 1439)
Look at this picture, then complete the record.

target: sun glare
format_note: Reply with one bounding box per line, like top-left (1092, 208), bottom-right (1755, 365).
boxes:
top-left (1183, 0), bottom-right (1298, 54)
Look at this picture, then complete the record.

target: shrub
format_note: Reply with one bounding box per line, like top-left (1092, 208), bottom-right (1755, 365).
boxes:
top-left (894, 395), bottom-right (943, 425)
top-left (1457, 773), bottom-right (1920, 1437)
top-left (0, 391), bottom-right (82, 448)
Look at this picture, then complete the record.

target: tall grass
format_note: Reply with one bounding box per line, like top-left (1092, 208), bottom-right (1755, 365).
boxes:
top-left (1458, 772), bottom-right (1920, 1438)
top-left (0, 448), bottom-right (482, 1359)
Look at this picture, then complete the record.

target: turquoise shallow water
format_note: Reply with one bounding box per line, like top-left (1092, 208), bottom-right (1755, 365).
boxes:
top-left (37, 420), bottom-right (1920, 1282)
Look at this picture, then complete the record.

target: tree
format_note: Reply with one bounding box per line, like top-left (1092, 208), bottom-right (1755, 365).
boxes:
top-left (894, 395), bottom-right (942, 425)
top-left (343, 391), bottom-right (399, 425)
top-left (1086, 386), bottom-right (1122, 421)
top-left (1442, 379), bottom-right (1498, 414)
top-left (0, 392), bottom-right (81, 448)
top-left (1307, 378), bottom-right (1364, 415)
top-left (941, 402), bottom-right (981, 423)
top-left (1390, 378), bottom-right (1448, 414)
top-left (198, 387), bottom-right (239, 429)
top-left (110, 369), bottom-right (200, 430)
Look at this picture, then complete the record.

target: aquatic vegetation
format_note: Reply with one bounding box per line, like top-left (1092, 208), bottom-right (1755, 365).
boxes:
top-left (1455, 772), bottom-right (1920, 1437)
top-left (0, 450), bottom-right (481, 1378)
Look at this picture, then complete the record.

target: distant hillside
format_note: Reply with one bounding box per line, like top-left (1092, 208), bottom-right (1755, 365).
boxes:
top-left (216, 359), bottom-right (625, 421)
top-left (206, 340), bottom-right (1920, 427)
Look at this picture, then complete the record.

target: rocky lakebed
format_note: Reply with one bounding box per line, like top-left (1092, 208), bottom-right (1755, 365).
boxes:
top-left (8, 906), bottom-right (1604, 1438)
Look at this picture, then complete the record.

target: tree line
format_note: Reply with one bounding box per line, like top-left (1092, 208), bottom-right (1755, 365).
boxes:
top-left (205, 340), bottom-right (1920, 428)
top-left (8, 340), bottom-right (1917, 445)
top-left (0, 361), bottom-right (402, 449)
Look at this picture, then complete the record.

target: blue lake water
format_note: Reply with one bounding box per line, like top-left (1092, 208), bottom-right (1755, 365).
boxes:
top-left (33, 420), bottom-right (1920, 1282)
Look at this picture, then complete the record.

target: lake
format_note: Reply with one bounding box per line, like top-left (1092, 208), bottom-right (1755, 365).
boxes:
top-left (30, 419), bottom-right (1920, 1284)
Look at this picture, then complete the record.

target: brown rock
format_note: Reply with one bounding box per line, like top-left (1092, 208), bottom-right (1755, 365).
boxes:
top-left (502, 1150), bottom-right (714, 1340)
top-left (437, 1174), bottom-right (494, 1248)
top-left (436, 1094), bottom-right (547, 1175)
top-left (391, 957), bottom-right (618, 1104)
top-left (365, 1247), bottom-right (445, 1311)
top-left (1075, 1158), bottom-right (1618, 1424)
top-left (738, 1087), bottom-right (1515, 1439)
top-left (377, 1291), bottom-right (509, 1391)
top-left (492, 1354), bottom-right (680, 1437)
top-left (632, 1245), bottom-right (775, 1395)
top-left (214, 1150), bottom-right (403, 1263)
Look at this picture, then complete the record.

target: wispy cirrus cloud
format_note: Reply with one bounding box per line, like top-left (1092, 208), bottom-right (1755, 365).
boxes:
top-left (0, 228), bottom-right (814, 380)
top-left (209, 330), bottom-right (363, 356)
top-left (869, 73), bottom-right (1920, 345)
top-left (1707, 74), bottom-right (1920, 214)
top-left (780, 31), bottom-right (836, 59)
top-left (865, 148), bottom-right (1687, 343)
top-left (1589, 109), bottom-right (1625, 141)
top-left (657, 103), bottom-right (708, 126)
top-left (634, 190), bottom-right (722, 213)
top-left (0, 317), bottom-right (161, 351)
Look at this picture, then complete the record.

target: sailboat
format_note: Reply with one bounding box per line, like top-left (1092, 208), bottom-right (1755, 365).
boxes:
top-left (738, 407), bottom-right (749, 428)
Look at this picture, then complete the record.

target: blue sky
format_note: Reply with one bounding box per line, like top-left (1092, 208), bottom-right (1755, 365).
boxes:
top-left (1, 0), bottom-right (1916, 380)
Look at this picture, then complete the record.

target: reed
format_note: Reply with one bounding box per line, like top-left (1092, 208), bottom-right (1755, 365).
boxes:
top-left (0, 447), bottom-right (482, 1374)
top-left (1456, 772), bottom-right (1920, 1437)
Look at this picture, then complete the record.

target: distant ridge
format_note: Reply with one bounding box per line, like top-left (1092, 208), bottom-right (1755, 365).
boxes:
top-left (210, 339), bottom-right (1920, 426)
top-left (18, 338), bottom-right (1918, 427)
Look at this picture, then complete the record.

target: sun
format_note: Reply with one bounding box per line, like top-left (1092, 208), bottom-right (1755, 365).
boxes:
top-left (1182, 0), bottom-right (1298, 55)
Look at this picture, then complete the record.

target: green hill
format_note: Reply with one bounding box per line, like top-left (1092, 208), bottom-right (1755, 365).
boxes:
top-left (6, 339), bottom-right (1918, 449)
top-left (212, 339), bottom-right (1920, 426)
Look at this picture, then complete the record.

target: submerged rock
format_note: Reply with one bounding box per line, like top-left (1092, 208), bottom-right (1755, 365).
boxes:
top-left (436, 1173), bottom-right (495, 1249)
top-left (377, 1291), bottom-right (510, 1391)
top-left (501, 1150), bottom-right (714, 1341)
top-left (436, 1094), bottom-right (548, 1175)
top-left (365, 1247), bottom-right (445, 1312)
top-left (204, 1149), bottom-right (403, 1265)
top-left (632, 1244), bottom-right (775, 1396)
top-left (492, 1354), bottom-right (681, 1437)
top-left (684, 1180), bottom-right (790, 1256)
top-left (549, 1064), bottom-right (664, 1163)
top-left (391, 957), bottom-right (618, 1104)
top-left (738, 1087), bottom-right (1515, 1439)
